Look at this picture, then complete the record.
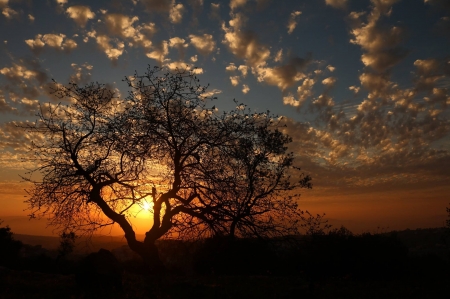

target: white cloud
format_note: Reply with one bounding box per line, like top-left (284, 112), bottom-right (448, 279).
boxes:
top-left (242, 84), bottom-right (250, 94)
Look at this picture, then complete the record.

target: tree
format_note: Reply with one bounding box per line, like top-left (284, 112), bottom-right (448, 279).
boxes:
top-left (0, 220), bottom-right (23, 267)
top-left (57, 231), bottom-right (77, 260)
top-left (23, 66), bottom-right (311, 271)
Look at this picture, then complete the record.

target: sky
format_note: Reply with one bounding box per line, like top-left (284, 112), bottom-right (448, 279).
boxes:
top-left (0, 0), bottom-right (449, 236)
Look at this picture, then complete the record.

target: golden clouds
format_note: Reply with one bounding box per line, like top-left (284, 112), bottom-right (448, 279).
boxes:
top-left (287, 11), bottom-right (301, 34)
top-left (66, 5), bottom-right (95, 27)
top-left (325, 0), bottom-right (348, 9)
top-left (189, 34), bottom-right (216, 55)
top-left (349, 0), bottom-right (406, 73)
top-left (25, 33), bottom-right (77, 54)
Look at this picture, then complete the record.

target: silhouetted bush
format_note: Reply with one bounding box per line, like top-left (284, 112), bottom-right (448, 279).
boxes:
top-left (0, 224), bottom-right (23, 268)
top-left (76, 248), bottom-right (123, 292)
top-left (193, 236), bottom-right (277, 275)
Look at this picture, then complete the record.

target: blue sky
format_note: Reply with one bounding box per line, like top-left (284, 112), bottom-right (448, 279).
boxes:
top-left (1, 0), bottom-right (449, 234)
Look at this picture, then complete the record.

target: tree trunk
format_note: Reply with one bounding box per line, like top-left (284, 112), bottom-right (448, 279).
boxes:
top-left (141, 242), bottom-right (166, 274)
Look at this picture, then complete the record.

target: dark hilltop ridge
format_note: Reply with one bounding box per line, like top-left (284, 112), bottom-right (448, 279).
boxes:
top-left (1, 225), bottom-right (449, 299)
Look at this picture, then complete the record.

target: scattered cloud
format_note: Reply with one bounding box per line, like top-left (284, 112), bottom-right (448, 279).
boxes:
top-left (242, 84), bottom-right (250, 94)
top-left (189, 34), bottom-right (216, 55)
top-left (349, 0), bottom-right (406, 72)
top-left (230, 75), bottom-right (239, 86)
top-left (325, 0), bottom-right (348, 9)
top-left (169, 3), bottom-right (184, 23)
top-left (25, 33), bottom-right (77, 55)
top-left (95, 35), bottom-right (125, 61)
top-left (66, 5), bottom-right (95, 27)
top-left (287, 11), bottom-right (301, 34)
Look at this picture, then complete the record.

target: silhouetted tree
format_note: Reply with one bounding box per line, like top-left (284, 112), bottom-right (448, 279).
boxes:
top-left (57, 231), bottom-right (77, 260)
top-left (0, 221), bottom-right (23, 268)
top-left (22, 66), bottom-right (311, 271)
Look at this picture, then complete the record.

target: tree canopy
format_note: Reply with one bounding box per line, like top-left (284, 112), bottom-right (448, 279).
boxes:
top-left (23, 66), bottom-right (312, 269)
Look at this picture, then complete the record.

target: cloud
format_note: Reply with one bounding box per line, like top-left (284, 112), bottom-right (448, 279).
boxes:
top-left (230, 75), bottom-right (239, 86)
top-left (146, 40), bottom-right (169, 63)
top-left (169, 3), bottom-right (184, 23)
top-left (2, 7), bottom-right (18, 19)
top-left (66, 5), bottom-right (95, 27)
top-left (238, 65), bottom-right (248, 77)
top-left (166, 62), bottom-right (203, 74)
top-left (0, 63), bottom-right (47, 85)
top-left (104, 14), bottom-right (156, 51)
top-left (69, 63), bottom-right (93, 84)
top-left (28, 14), bottom-right (34, 22)
top-left (222, 13), bottom-right (270, 68)
top-left (325, 0), bottom-right (348, 9)
top-left (274, 49), bottom-right (283, 62)
top-left (349, 0), bottom-right (407, 72)
top-left (322, 77), bottom-right (336, 87)
top-left (169, 36), bottom-right (188, 58)
top-left (25, 33), bottom-right (77, 55)
top-left (253, 56), bottom-right (310, 90)
top-left (287, 11), bottom-right (301, 34)
top-left (200, 88), bottom-right (222, 99)
top-left (225, 63), bottom-right (237, 71)
top-left (189, 34), bottom-right (216, 55)
top-left (230, 0), bottom-right (247, 11)
top-left (242, 84), bottom-right (250, 94)
top-left (209, 3), bottom-right (220, 20)
top-left (95, 35), bottom-right (125, 61)
top-left (0, 96), bottom-right (17, 114)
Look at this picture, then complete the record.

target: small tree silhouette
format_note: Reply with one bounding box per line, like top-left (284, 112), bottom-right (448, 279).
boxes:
top-left (57, 231), bottom-right (77, 260)
top-left (0, 220), bottom-right (23, 268)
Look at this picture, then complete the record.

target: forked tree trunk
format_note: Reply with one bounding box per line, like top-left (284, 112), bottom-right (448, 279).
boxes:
top-left (141, 242), bottom-right (166, 274)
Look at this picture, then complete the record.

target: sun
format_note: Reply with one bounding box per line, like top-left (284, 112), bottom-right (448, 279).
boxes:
top-left (142, 201), bottom-right (152, 211)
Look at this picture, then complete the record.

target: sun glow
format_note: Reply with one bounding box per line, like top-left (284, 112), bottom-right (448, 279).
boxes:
top-left (142, 201), bottom-right (153, 212)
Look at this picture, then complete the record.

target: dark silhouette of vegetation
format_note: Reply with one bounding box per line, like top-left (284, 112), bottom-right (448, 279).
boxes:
top-left (0, 220), bottom-right (23, 268)
top-left (0, 224), bottom-right (449, 298)
top-left (57, 231), bottom-right (77, 260)
top-left (76, 248), bottom-right (123, 293)
top-left (22, 66), bottom-right (311, 271)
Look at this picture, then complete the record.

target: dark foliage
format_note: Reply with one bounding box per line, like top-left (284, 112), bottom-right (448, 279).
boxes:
top-left (76, 248), bottom-right (123, 292)
top-left (193, 236), bottom-right (277, 275)
top-left (0, 223), bottom-right (23, 268)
